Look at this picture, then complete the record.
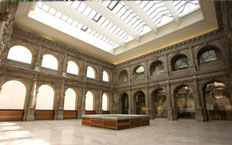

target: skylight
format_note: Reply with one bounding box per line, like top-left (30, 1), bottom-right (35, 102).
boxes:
top-left (27, 1), bottom-right (201, 55)
top-left (29, 3), bottom-right (116, 53)
top-left (32, 2), bottom-right (118, 52)
top-left (173, 1), bottom-right (200, 17)
top-left (136, 1), bottom-right (174, 27)
top-left (66, 1), bottom-right (132, 42)
top-left (102, 1), bottom-right (151, 35)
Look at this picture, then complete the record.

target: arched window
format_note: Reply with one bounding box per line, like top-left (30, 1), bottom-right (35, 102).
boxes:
top-left (67, 61), bottom-right (79, 75)
top-left (102, 93), bottom-right (109, 111)
top-left (0, 80), bottom-right (26, 109)
top-left (175, 85), bottom-right (195, 119)
top-left (7, 45), bottom-right (32, 64)
top-left (134, 66), bottom-right (144, 79)
top-left (172, 55), bottom-right (189, 71)
top-left (103, 71), bottom-right (110, 82)
top-left (198, 46), bottom-right (222, 65)
top-left (85, 91), bottom-right (94, 110)
top-left (41, 54), bottom-right (58, 70)
top-left (87, 66), bottom-right (96, 79)
top-left (150, 61), bottom-right (164, 76)
top-left (36, 85), bottom-right (54, 110)
top-left (204, 81), bottom-right (232, 120)
top-left (64, 88), bottom-right (76, 110)
top-left (119, 70), bottom-right (128, 83)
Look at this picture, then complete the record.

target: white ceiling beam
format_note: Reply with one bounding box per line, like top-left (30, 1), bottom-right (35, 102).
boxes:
top-left (163, 1), bottom-right (180, 24)
top-left (124, 1), bottom-right (158, 34)
top-left (83, 1), bottom-right (140, 41)
top-left (44, 2), bottom-right (125, 47)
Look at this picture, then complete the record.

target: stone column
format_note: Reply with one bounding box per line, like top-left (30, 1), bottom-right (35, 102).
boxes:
top-left (34, 46), bottom-right (42, 71)
top-left (0, 19), bottom-right (5, 42)
top-left (166, 81), bottom-right (174, 120)
top-left (128, 89), bottom-right (133, 114)
top-left (81, 87), bottom-right (86, 116)
top-left (145, 86), bottom-right (151, 117)
top-left (77, 87), bottom-right (82, 119)
top-left (24, 77), bottom-right (39, 121)
top-left (193, 77), bottom-right (204, 121)
top-left (114, 91), bottom-right (119, 114)
top-left (54, 79), bottom-right (65, 120)
top-left (61, 54), bottom-right (67, 77)
top-left (96, 89), bottom-right (103, 114)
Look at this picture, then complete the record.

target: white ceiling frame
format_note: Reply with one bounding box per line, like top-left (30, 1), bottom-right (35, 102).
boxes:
top-left (124, 1), bottom-right (158, 34)
top-left (163, 1), bottom-right (180, 24)
top-left (44, 2), bottom-right (125, 47)
top-left (83, 1), bottom-right (140, 41)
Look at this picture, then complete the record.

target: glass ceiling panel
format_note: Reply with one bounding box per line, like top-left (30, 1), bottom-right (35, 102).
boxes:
top-left (136, 1), bottom-right (173, 27)
top-left (34, 2), bottom-right (118, 51)
top-left (102, 1), bottom-right (151, 35)
top-left (172, 0), bottom-right (200, 17)
top-left (66, 1), bottom-right (132, 42)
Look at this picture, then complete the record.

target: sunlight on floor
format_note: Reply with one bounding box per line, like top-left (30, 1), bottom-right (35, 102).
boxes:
top-left (0, 122), bottom-right (50, 145)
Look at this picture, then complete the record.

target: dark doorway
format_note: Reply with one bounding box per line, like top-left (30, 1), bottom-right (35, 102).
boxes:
top-left (121, 93), bottom-right (128, 114)
top-left (134, 91), bottom-right (146, 114)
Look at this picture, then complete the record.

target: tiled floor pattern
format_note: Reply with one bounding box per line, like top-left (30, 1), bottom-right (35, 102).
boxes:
top-left (0, 119), bottom-right (231, 145)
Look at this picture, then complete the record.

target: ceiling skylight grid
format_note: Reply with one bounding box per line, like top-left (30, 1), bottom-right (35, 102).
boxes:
top-left (37, 3), bottom-right (118, 48)
top-left (172, 1), bottom-right (200, 17)
top-left (67, 1), bottom-right (132, 42)
top-left (136, 1), bottom-right (174, 27)
top-left (102, 1), bottom-right (151, 35)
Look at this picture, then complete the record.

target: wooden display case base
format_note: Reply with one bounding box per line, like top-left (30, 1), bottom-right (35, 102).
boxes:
top-left (82, 114), bottom-right (149, 130)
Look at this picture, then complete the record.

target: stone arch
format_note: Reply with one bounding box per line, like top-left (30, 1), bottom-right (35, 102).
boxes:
top-left (102, 92), bottom-right (110, 111)
top-left (150, 60), bottom-right (165, 76)
top-left (41, 53), bottom-right (60, 70)
top-left (7, 45), bottom-right (33, 64)
top-left (202, 80), bottom-right (232, 121)
top-left (174, 85), bottom-right (195, 119)
top-left (119, 70), bottom-right (128, 83)
top-left (133, 90), bottom-right (146, 114)
top-left (85, 90), bottom-right (96, 113)
top-left (171, 54), bottom-right (189, 71)
top-left (67, 60), bottom-right (81, 75)
top-left (197, 45), bottom-right (222, 65)
top-left (103, 70), bottom-right (111, 82)
top-left (133, 65), bottom-right (145, 80)
top-left (35, 83), bottom-right (56, 120)
top-left (151, 88), bottom-right (168, 118)
top-left (87, 65), bottom-right (97, 79)
top-left (63, 87), bottom-right (79, 119)
top-left (119, 92), bottom-right (129, 114)
top-left (0, 79), bottom-right (28, 121)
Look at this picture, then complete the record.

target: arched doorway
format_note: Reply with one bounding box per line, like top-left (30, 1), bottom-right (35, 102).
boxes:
top-left (120, 93), bottom-right (128, 114)
top-left (204, 81), bottom-right (232, 120)
top-left (0, 80), bottom-right (27, 121)
top-left (134, 91), bottom-right (146, 114)
top-left (85, 91), bottom-right (96, 114)
top-left (63, 88), bottom-right (78, 119)
top-left (102, 93), bottom-right (110, 114)
top-left (175, 85), bottom-right (195, 119)
top-left (152, 88), bottom-right (167, 118)
top-left (35, 84), bottom-right (55, 120)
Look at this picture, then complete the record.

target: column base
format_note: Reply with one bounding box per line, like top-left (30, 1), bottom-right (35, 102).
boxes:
top-left (24, 108), bottom-right (35, 121)
top-left (195, 108), bottom-right (204, 121)
top-left (54, 109), bottom-right (63, 120)
top-left (167, 109), bottom-right (175, 120)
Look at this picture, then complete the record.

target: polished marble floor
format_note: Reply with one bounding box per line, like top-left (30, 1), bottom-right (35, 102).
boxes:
top-left (0, 119), bottom-right (231, 145)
